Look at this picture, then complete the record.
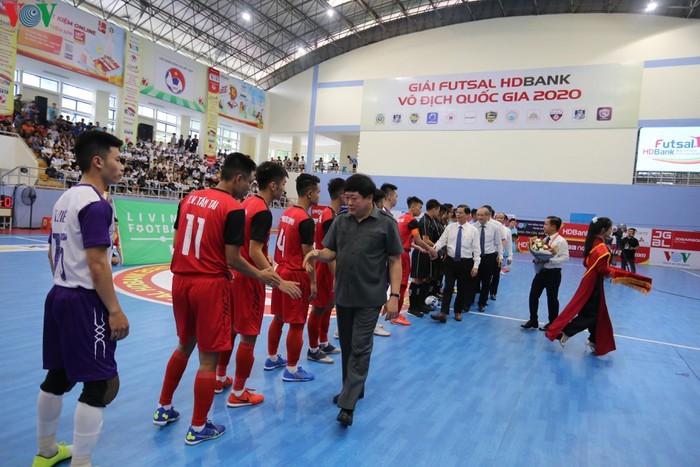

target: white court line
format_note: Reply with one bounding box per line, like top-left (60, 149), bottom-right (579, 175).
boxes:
top-left (681, 269), bottom-right (700, 279)
top-left (7, 236), bottom-right (47, 243)
top-left (472, 311), bottom-right (700, 352)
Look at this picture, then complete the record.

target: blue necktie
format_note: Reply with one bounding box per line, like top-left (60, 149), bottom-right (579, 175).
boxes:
top-left (480, 224), bottom-right (486, 255)
top-left (455, 225), bottom-right (462, 260)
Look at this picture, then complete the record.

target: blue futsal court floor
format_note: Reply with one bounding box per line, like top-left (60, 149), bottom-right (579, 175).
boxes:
top-left (2, 234), bottom-right (700, 466)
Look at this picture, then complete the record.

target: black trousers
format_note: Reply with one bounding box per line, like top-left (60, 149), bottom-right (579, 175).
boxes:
top-left (440, 257), bottom-right (473, 315)
top-left (528, 268), bottom-right (562, 324)
top-left (563, 279), bottom-right (602, 342)
top-left (621, 253), bottom-right (636, 273)
top-left (489, 265), bottom-right (501, 296)
top-left (475, 253), bottom-right (497, 307)
top-left (336, 305), bottom-right (381, 411)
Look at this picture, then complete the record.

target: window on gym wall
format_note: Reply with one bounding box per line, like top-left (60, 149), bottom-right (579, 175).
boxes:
top-left (138, 105), bottom-right (155, 119)
top-left (155, 109), bottom-right (178, 143)
top-left (22, 71), bottom-right (59, 93)
top-left (189, 119), bottom-right (200, 139)
top-left (217, 127), bottom-right (239, 153)
top-left (61, 83), bottom-right (94, 124)
top-left (108, 96), bottom-right (117, 133)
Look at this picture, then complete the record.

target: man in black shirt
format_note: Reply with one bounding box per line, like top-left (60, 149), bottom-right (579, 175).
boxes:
top-left (619, 228), bottom-right (639, 273)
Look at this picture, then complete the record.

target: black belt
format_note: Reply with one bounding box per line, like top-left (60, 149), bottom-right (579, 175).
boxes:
top-left (480, 252), bottom-right (497, 257)
top-left (448, 255), bottom-right (473, 262)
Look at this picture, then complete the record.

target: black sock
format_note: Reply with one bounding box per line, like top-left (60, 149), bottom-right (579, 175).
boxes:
top-left (419, 283), bottom-right (431, 307)
top-left (408, 283), bottom-right (420, 309)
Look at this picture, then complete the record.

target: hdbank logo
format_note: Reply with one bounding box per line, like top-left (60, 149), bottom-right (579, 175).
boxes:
top-left (3, 2), bottom-right (57, 28)
top-left (663, 251), bottom-right (691, 264)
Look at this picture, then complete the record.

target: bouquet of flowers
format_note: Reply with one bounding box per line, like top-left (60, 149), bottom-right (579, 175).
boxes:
top-left (530, 237), bottom-right (554, 273)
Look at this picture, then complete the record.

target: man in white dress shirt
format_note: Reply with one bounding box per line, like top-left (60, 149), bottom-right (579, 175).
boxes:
top-left (521, 216), bottom-right (570, 331)
top-left (466, 207), bottom-right (503, 312)
top-left (490, 212), bottom-right (513, 300)
top-left (427, 205), bottom-right (480, 322)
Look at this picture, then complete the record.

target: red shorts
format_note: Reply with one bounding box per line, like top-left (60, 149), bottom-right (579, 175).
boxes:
top-left (172, 274), bottom-right (232, 353)
top-left (401, 251), bottom-right (411, 286)
top-left (310, 262), bottom-right (334, 309)
top-left (271, 267), bottom-right (311, 325)
top-left (232, 274), bottom-right (266, 336)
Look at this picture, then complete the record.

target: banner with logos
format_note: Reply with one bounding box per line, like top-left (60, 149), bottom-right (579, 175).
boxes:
top-left (648, 229), bottom-right (700, 269)
top-left (205, 67), bottom-right (220, 156)
top-left (361, 63), bottom-right (642, 131)
top-left (141, 54), bottom-right (204, 112)
top-left (0, 11), bottom-right (18, 116)
top-left (635, 127), bottom-right (700, 172)
top-left (218, 73), bottom-right (265, 129)
top-left (119, 32), bottom-right (141, 144)
top-left (113, 198), bottom-right (177, 266)
top-left (12, 2), bottom-right (125, 84)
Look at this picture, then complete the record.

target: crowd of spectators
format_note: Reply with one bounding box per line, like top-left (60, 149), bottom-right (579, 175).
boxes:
top-left (1, 102), bottom-right (239, 199)
top-left (3, 97), bottom-right (348, 203)
top-left (267, 153), bottom-right (353, 174)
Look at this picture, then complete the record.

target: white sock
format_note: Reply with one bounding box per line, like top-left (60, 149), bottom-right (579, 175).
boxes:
top-left (191, 424), bottom-right (205, 433)
top-left (309, 347), bottom-right (319, 353)
top-left (267, 355), bottom-right (278, 362)
top-left (159, 404), bottom-right (172, 411)
top-left (287, 365), bottom-right (298, 373)
top-left (72, 402), bottom-right (104, 465)
top-left (216, 375), bottom-right (227, 383)
top-left (320, 342), bottom-right (328, 347)
top-left (37, 390), bottom-right (63, 458)
top-left (232, 389), bottom-right (244, 397)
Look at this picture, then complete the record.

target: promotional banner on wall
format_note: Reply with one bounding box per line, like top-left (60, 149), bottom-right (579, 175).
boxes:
top-left (361, 63), bottom-right (643, 131)
top-left (119, 33), bottom-right (141, 144)
top-left (141, 53), bottom-right (204, 112)
top-left (218, 73), bottom-right (265, 128)
top-left (559, 222), bottom-right (588, 258)
top-left (635, 127), bottom-right (700, 172)
top-left (0, 11), bottom-right (18, 116)
top-left (12, 2), bottom-right (125, 84)
top-left (113, 198), bottom-right (177, 266)
top-left (205, 67), bottom-right (220, 155)
top-left (648, 229), bottom-right (700, 269)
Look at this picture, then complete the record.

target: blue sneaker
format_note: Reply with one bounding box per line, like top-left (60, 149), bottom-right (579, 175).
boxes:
top-left (264, 355), bottom-right (287, 371)
top-left (185, 420), bottom-right (226, 446)
top-left (153, 406), bottom-right (180, 426)
top-left (283, 366), bottom-right (315, 382)
top-left (320, 342), bottom-right (340, 354)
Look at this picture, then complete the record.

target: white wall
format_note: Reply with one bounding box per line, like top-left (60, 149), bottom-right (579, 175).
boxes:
top-left (0, 134), bottom-right (39, 181)
top-left (267, 14), bottom-right (700, 185)
top-left (268, 71), bottom-right (313, 133)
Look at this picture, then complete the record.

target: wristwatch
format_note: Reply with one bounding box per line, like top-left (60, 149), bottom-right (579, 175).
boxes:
top-left (389, 293), bottom-right (400, 298)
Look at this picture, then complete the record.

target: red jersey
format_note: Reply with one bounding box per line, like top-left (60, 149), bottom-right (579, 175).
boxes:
top-left (314, 206), bottom-right (337, 249)
top-left (397, 213), bottom-right (420, 251)
top-left (171, 188), bottom-right (245, 277)
top-left (274, 205), bottom-right (315, 271)
top-left (241, 195), bottom-right (272, 266)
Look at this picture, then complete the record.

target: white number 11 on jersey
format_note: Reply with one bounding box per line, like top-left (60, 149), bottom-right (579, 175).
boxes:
top-left (182, 213), bottom-right (206, 258)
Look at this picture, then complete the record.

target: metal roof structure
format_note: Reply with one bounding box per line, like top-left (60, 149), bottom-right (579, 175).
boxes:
top-left (67, 0), bottom-right (699, 90)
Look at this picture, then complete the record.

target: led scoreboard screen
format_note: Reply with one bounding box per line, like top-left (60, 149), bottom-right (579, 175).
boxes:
top-left (0, 195), bottom-right (12, 209)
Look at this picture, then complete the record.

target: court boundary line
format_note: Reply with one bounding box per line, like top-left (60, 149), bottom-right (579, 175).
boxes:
top-left (6, 236), bottom-right (47, 244)
top-left (681, 269), bottom-right (700, 279)
top-left (472, 312), bottom-right (700, 352)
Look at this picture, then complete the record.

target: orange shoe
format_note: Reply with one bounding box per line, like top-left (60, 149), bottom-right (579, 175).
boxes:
top-left (214, 376), bottom-right (232, 394)
top-left (227, 389), bottom-right (264, 408)
top-left (390, 313), bottom-right (411, 326)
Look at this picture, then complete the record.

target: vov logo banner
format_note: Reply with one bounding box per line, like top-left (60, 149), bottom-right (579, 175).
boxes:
top-left (2, 2), bottom-right (57, 28)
